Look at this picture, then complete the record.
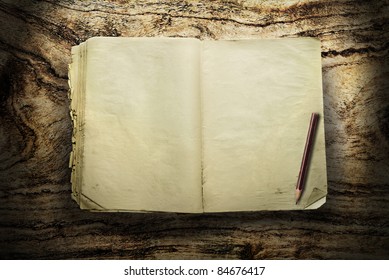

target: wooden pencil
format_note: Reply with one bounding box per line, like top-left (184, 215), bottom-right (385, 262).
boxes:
top-left (296, 113), bottom-right (319, 204)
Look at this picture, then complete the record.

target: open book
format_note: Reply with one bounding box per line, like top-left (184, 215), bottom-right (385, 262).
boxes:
top-left (68, 37), bottom-right (327, 213)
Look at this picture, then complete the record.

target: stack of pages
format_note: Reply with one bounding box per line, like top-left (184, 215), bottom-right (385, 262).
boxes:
top-left (68, 37), bottom-right (327, 213)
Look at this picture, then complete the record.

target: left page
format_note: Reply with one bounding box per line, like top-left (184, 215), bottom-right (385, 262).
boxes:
top-left (69, 37), bottom-right (203, 212)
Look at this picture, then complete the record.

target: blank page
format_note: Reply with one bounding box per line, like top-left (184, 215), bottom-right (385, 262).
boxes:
top-left (78, 37), bottom-right (203, 212)
top-left (201, 38), bottom-right (327, 212)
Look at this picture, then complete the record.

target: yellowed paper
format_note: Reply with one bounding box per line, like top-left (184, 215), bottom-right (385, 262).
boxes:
top-left (69, 37), bottom-right (327, 213)
top-left (71, 37), bottom-right (203, 212)
top-left (201, 38), bottom-right (327, 211)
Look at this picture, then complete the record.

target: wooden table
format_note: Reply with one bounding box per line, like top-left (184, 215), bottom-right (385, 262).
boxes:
top-left (0, 0), bottom-right (388, 259)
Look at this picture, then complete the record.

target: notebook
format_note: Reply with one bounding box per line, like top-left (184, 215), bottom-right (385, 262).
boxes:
top-left (68, 37), bottom-right (327, 212)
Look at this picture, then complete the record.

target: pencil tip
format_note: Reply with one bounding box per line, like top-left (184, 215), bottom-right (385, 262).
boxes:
top-left (295, 189), bottom-right (302, 205)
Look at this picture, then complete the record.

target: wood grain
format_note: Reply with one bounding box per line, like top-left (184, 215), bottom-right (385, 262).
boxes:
top-left (0, 0), bottom-right (388, 259)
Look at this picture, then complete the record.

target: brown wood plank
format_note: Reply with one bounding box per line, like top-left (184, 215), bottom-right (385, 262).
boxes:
top-left (0, 0), bottom-right (388, 259)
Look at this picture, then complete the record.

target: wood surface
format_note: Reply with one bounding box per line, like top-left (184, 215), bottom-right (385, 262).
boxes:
top-left (0, 0), bottom-right (388, 259)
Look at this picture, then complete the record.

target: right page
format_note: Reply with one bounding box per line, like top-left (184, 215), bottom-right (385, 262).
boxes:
top-left (201, 38), bottom-right (327, 212)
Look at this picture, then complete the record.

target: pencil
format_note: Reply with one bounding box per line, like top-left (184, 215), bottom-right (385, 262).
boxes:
top-left (296, 113), bottom-right (319, 204)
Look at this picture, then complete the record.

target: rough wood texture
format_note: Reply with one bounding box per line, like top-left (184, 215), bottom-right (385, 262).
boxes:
top-left (0, 0), bottom-right (388, 259)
